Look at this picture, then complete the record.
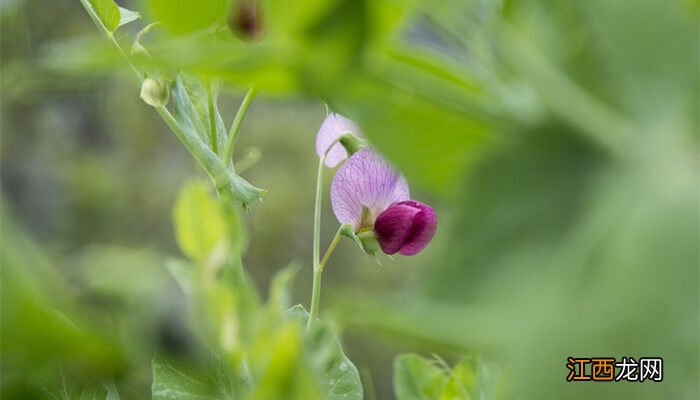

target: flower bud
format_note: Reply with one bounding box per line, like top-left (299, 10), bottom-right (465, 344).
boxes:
top-left (227, 0), bottom-right (262, 40)
top-left (140, 77), bottom-right (170, 107)
top-left (374, 200), bottom-right (437, 256)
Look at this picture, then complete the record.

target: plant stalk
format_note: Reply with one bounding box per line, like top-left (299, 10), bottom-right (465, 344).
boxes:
top-left (78, 0), bottom-right (262, 204)
top-left (307, 226), bottom-right (343, 331)
top-left (223, 87), bottom-right (258, 167)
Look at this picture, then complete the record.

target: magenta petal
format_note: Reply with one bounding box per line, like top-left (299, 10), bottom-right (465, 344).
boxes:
top-left (330, 148), bottom-right (410, 229)
top-left (373, 203), bottom-right (421, 254)
top-left (374, 200), bottom-right (437, 256)
top-left (315, 113), bottom-right (362, 168)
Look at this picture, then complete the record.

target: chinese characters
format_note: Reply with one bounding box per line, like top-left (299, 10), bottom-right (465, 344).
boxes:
top-left (566, 357), bottom-right (663, 382)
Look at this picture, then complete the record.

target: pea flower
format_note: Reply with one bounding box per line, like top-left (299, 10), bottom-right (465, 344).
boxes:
top-left (315, 112), bottom-right (363, 167)
top-left (330, 148), bottom-right (437, 256)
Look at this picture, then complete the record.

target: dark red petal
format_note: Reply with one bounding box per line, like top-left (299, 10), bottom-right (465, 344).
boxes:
top-left (373, 203), bottom-right (421, 255)
top-left (396, 200), bottom-right (437, 256)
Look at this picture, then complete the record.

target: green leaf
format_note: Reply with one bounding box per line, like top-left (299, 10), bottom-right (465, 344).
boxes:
top-left (268, 263), bottom-right (300, 313)
top-left (165, 258), bottom-right (194, 296)
top-left (105, 382), bottom-right (120, 400)
top-left (440, 354), bottom-right (507, 400)
top-left (170, 75), bottom-right (265, 206)
top-left (151, 355), bottom-right (218, 400)
top-left (393, 354), bottom-right (448, 400)
top-left (172, 74), bottom-right (226, 152)
top-left (249, 322), bottom-right (324, 400)
top-left (173, 75), bottom-right (210, 143)
top-left (287, 305), bottom-right (363, 400)
top-left (117, 6), bottom-right (141, 28)
top-left (148, 0), bottom-right (229, 34)
top-left (88, 0), bottom-right (121, 32)
top-left (172, 180), bottom-right (244, 260)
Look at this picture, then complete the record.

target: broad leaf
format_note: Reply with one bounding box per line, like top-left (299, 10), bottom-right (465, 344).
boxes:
top-left (287, 305), bottom-right (363, 400)
top-left (151, 355), bottom-right (218, 400)
top-left (393, 354), bottom-right (448, 400)
top-left (268, 263), bottom-right (301, 313)
top-left (249, 322), bottom-right (324, 400)
top-left (88, 0), bottom-right (120, 32)
top-left (148, 0), bottom-right (229, 34)
top-left (441, 354), bottom-right (508, 400)
top-left (173, 180), bottom-right (244, 260)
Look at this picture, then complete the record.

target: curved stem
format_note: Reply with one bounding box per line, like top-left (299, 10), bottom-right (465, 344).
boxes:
top-left (307, 226), bottom-right (343, 331)
top-left (318, 227), bottom-right (342, 272)
top-left (223, 87), bottom-right (257, 167)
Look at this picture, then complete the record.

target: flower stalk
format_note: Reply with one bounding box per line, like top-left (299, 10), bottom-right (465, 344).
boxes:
top-left (308, 155), bottom-right (326, 331)
top-left (307, 225), bottom-right (343, 331)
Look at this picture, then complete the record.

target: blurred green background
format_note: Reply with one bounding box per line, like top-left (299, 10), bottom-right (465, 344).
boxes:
top-left (1, 0), bottom-right (698, 399)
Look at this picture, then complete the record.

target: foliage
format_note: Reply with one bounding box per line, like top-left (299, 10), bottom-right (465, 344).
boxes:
top-left (1, 0), bottom-right (697, 399)
top-left (394, 353), bottom-right (507, 400)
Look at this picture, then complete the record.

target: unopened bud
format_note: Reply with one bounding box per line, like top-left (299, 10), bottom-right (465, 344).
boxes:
top-left (227, 0), bottom-right (262, 40)
top-left (140, 77), bottom-right (170, 107)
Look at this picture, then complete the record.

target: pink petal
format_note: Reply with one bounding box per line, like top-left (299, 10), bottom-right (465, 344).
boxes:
top-left (374, 200), bottom-right (437, 256)
top-left (373, 203), bottom-right (421, 254)
top-left (330, 148), bottom-right (410, 229)
top-left (315, 113), bottom-right (363, 168)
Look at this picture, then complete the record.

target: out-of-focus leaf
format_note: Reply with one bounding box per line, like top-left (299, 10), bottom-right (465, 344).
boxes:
top-left (34, 367), bottom-right (118, 400)
top-left (173, 180), bottom-right (244, 260)
top-left (326, 31), bottom-right (501, 195)
top-left (105, 382), bottom-right (120, 400)
top-left (393, 354), bottom-right (448, 400)
top-left (287, 305), bottom-right (363, 400)
top-left (249, 322), bottom-right (323, 400)
top-left (151, 355), bottom-right (218, 400)
top-left (0, 208), bottom-right (123, 392)
top-left (268, 263), bottom-right (301, 313)
top-left (165, 258), bottom-right (194, 296)
top-left (147, 0), bottom-right (229, 34)
top-left (87, 0), bottom-right (120, 32)
top-left (441, 354), bottom-right (507, 400)
top-left (117, 6), bottom-right (140, 28)
top-left (392, 353), bottom-right (507, 400)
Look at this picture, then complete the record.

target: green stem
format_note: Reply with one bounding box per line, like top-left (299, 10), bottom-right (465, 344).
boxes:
top-left (78, 0), bottom-right (263, 204)
top-left (223, 87), bottom-right (257, 167)
top-left (307, 156), bottom-right (326, 331)
top-left (313, 157), bottom-right (325, 270)
top-left (79, 0), bottom-right (142, 81)
top-left (307, 226), bottom-right (343, 331)
top-left (318, 227), bottom-right (342, 272)
top-left (155, 106), bottom-right (238, 197)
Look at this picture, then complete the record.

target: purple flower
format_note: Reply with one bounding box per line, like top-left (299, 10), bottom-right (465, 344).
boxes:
top-left (315, 113), bottom-right (363, 168)
top-left (374, 200), bottom-right (437, 256)
top-left (331, 148), bottom-right (437, 256)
